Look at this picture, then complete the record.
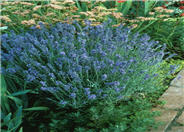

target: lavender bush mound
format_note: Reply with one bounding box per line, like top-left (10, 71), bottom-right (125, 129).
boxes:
top-left (1, 21), bottom-right (170, 109)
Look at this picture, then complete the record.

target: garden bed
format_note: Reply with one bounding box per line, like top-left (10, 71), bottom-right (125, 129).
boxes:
top-left (1, 1), bottom-right (184, 132)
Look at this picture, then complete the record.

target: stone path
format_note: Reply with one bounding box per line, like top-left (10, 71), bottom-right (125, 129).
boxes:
top-left (151, 69), bottom-right (184, 132)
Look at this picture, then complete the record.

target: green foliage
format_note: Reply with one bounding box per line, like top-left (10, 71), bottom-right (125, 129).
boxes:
top-left (1, 106), bottom-right (23, 132)
top-left (1, 74), bottom-right (50, 131)
top-left (1, 74), bottom-right (10, 113)
top-left (158, 1), bottom-right (184, 17)
top-left (1, 1), bottom-right (183, 131)
top-left (76, 1), bottom-right (157, 18)
top-left (1, 20), bottom-right (180, 131)
top-left (115, 1), bottom-right (158, 18)
top-left (1, 75), bottom-right (24, 131)
top-left (145, 59), bottom-right (184, 106)
top-left (23, 107), bottom-right (49, 111)
top-left (43, 98), bottom-right (159, 132)
top-left (133, 18), bottom-right (184, 59)
top-left (116, 0), bottom-right (133, 17)
top-left (144, 1), bottom-right (156, 16)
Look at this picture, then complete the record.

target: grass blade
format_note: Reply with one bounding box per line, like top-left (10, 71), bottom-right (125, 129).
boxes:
top-left (23, 107), bottom-right (49, 111)
top-left (144, 0), bottom-right (156, 16)
top-left (11, 90), bottom-right (31, 97)
top-left (1, 74), bottom-right (10, 113)
top-left (122, 0), bottom-right (133, 16)
top-left (7, 95), bottom-right (22, 106)
top-left (75, 0), bottom-right (82, 11)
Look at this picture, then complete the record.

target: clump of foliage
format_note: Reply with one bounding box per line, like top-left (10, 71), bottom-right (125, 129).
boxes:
top-left (1, 21), bottom-right (176, 131)
top-left (133, 17), bottom-right (184, 59)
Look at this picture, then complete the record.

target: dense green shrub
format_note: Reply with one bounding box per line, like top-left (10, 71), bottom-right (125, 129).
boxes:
top-left (1, 21), bottom-right (176, 131)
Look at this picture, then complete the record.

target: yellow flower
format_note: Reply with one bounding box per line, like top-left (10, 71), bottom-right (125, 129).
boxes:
top-left (90, 22), bottom-right (101, 26)
top-left (19, 2), bottom-right (34, 6)
top-left (72, 15), bottom-right (81, 18)
top-left (157, 15), bottom-right (170, 18)
top-left (33, 5), bottom-right (42, 11)
top-left (49, 4), bottom-right (66, 10)
top-left (32, 14), bottom-right (41, 19)
top-left (88, 18), bottom-right (96, 21)
top-left (46, 13), bottom-right (56, 17)
top-left (21, 19), bottom-right (35, 26)
top-left (164, 9), bottom-right (174, 13)
top-left (112, 12), bottom-right (123, 19)
top-left (112, 23), bottom-right (121, 27)
top-left (0, 16), bottom-right (12, 22)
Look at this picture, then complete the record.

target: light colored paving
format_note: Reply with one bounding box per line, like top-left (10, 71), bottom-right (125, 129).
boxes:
top-left (168, 126), bottom-right (184, 132)
top-left (159, 86), bottom-right (184, 110)
top-left (176, 111), bottom-right (184, 125)
top-left (168, 111), bottom-right (184, 132)
top-left (150, 69), bottom-right (184, 132)
top-left (159, 69), bottom-right (184, 110)
top-left (170, 70), bottom-right (184, 88)
top-left (151, 108), bottom-right (178, 132)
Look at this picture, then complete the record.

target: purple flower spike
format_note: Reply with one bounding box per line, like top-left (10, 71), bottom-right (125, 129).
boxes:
top-left (101, 74), bottom-right (108, 81)
top-left (70, 93), bottom-right (76, 98)
top-left (88, 94), bottom-right (96, 100)
top-left (144, 74), bottom-right (150, 80)
top-left (60, 51), bottom-right (66, 56)
top-left (59, 100), bottom-right (67, 105)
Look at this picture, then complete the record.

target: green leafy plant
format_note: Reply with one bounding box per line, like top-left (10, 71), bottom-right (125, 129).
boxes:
top-left (1, 106), bottom-right (23, 132)
top-left (0, 74), bottom-right (49, 131)
top-left (115, 0), bottom-right (158, 18)
top-left (1, 75), bottom-right (23, 132)
top-left (133, 17), bottom-right (184, 59)
top-left (46, 97), bottom-right (160, 132)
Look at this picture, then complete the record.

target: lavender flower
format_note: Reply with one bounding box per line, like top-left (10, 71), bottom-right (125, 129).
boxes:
top-left (105, 81), bottom-right (120, 86)
top-left (169, 65), bottom-right (177, 74)
top-left (26, 74), bottom-right (36, 82)
top-left (115, 88), bottom-right (120, 92)
top-left (40, 81), bottom-right (47, 87)
top-left (59, 100), bottom-right (67, 105)
top-left (88, 94), bottom-right (96, 100)
top-left (6, 68), bottom-right (16, 73)
top-left (101, 74), bottom-right (108, 81)
top-left (40, 87), bottom-right (59, 93)
top-left (49, 73), bottom-right (55, 79)
top-left (55, 81), bottom-right (62, 86)
top-left (70, 93), bottom-right (76, 98)
top-left (84, 88), bottom-right (91, 96)
top-left (60, 51), bottom-right (66, 56)
top-left (144, 74), bottom-right (150, 80)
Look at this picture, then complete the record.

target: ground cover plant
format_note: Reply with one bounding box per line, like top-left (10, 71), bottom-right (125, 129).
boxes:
top-left (1, 19), bottom-right (179, 131)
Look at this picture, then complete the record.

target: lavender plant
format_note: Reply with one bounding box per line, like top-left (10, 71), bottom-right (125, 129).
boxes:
top-left (1, 20), bottom-right (172, 108)
top-left (1, 20), bottom-right (175, 131)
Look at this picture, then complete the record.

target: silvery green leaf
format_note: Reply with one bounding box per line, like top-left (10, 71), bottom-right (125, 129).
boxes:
top-left (0, 26), bottom-right (8, 30)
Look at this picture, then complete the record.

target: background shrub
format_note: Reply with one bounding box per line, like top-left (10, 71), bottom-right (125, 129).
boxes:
top-left (132, 17), bottom-right (184, 59)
